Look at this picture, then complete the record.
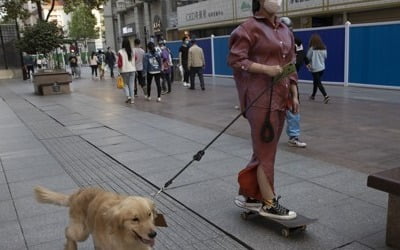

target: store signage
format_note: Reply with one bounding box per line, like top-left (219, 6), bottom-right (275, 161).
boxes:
top-left (122, 23), bottom-right (136, 36)
top-left (177, 0), bottom-right (233, 27)
top-left (153, 15), bottom-right (162, 33)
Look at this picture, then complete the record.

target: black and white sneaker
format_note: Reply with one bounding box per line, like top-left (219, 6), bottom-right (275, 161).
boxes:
top-left (259, 196), bottom-right (297, 220)
top-left (235, 195), bottom-right (262, 209)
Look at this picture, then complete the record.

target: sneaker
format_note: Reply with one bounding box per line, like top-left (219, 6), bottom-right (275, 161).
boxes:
top-left (309, 95), bottom-right (315, 101)
top-left (288, 138), bottom-right (307, 148)
top-left (161, 91), bottom-right (167, 95)
top-left (134, 93), bottom-right (138, 97)
top-left (157, 97), bottom-right (161, 102)
top-left (235, 195), bottom-right (262, 209)
top-left (259, 196), bottom-right (297, 220)
top-left (130, 99), bottom-right (135, 104)
top-left (324, 96), bottom-right (330, 104)
top-left (125, 97), bottom-right (131, 103)
top-left (146, 96), bottom-right (151, 101)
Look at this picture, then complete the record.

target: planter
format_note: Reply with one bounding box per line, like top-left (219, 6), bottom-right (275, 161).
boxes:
top-left (33, 69), bottom-right (72, 95)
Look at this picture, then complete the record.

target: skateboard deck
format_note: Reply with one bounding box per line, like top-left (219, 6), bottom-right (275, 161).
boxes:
top-left (234, 198), bottom-right (317, 237)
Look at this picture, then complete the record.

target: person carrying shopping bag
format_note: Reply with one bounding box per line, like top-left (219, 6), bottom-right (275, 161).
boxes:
top-left (118, 38), bottom-right (136, 104)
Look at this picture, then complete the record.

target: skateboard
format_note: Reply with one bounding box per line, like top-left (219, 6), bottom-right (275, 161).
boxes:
top-left (234, 198), bottom-right (317, 237)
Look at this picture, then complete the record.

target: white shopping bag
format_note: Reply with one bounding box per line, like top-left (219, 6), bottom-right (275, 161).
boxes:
top-left (178, 65), bottom-right (184, 79)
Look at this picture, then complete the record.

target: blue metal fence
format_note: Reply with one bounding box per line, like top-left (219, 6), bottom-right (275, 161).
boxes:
top-left (349, 22), bottom-right (400, 87)
top-left (167, 21), bottom-right (400, 89)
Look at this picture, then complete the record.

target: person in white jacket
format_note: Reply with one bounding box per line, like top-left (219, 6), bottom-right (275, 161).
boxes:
top-left (307, 33), bottom-right (329, 104)
top-left (118, 38), bottom-right (136, 104)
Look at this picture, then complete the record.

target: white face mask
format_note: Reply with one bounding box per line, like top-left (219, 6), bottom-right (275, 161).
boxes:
top-left (263, 0), bottom-right (282, 14)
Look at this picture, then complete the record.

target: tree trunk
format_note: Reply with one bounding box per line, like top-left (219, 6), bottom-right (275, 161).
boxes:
top-left (45, 0), bottom-right (56, 22)
top-left (34, 0), bottom-right (44, 21)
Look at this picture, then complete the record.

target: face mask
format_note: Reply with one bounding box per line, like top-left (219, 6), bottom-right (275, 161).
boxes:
top-left (185, 40), bottom-right (189, 45)
top-left (263, 0), bottom-right (282, 14)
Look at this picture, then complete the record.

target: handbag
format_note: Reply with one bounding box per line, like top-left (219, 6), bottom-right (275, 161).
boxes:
top-left (116, 75), bottom-right (124, 89)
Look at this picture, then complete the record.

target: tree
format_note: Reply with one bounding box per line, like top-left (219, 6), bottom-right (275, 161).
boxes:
top-left (69, 5), bottom-right (99, 41)
top-left (17, 20), bottom-right (64, 54)
top-left (0, 0), bottom-right (108, 22)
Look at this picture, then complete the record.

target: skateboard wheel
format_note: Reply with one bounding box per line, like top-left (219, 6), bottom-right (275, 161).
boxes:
top-left (281, 228), bottom-right (290, 237)
top-left (240, 212), bottom-right (248, 220)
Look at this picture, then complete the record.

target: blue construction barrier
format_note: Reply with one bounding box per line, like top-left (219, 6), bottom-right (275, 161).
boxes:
top-left (167, 21), bottom-right (400, 88)
top-left (349, 22), bottom-right (400, 87)
top-left (294, 27), bottom-right (345, 84)
top-left (214, 36), bottom-right (232, 76)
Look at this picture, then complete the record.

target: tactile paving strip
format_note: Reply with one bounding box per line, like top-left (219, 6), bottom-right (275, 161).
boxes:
top-left (5, 95), bottom-right (250, 250)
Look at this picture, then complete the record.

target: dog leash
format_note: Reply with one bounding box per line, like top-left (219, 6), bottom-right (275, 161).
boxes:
top-left (152, 63), bottom-right (296, 199)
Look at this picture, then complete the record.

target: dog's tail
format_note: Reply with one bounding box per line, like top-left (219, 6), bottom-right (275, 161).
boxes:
top-left (34, 186), bottom-right (70, 207)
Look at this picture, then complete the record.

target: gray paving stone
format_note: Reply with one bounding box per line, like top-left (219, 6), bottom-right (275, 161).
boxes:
top-left (359, 230), bottom-right (393, 250)
top-left (311, 197), bottom-right (387, 240)
top-left (0, 200), bottom-right (17, 223)
top-left (140, 135), bottom-right (204, 155)
top-left (276, 181), bottom-right (350, 217)
top-left (1, 154), bottom-right (60, 171)
top-left (277, 156), bottom-right (341, 180)
top-left (0, 170), bottom-right (6, 185)
top-left (86, 135), bottom-right (133, 147)
top-left (5, 163), bottom-right (66, 183)
top-left (112, 148), bottom-right (167, 165)
top-left (9, 174), bottom-right (77, 199)
top-left (0, 220), bottom-right (27, 250)
top-left (167, 179), bottom-right (237, 213)
top-left (99, 140), bottom-right (149, 154)
top-left (0, 147), bottom-right (49, 161)
top-left (355, 188), bottom-right (388, 209)
top-left (28, 238), bottom-right (94, 250)
top-left (197, 156), bottom-right (248, 178)
top-left (14, 191), bottom-right (71, 219)
top-left (145, 163), bottom-right (217, 188)
top-left (310, 169), bottom-right (371, 197)
top-left (338, 242), bottom-right (374, 250)
top-left (0, 183), bottom-right (11, 201)
top-left (124, 155), bottom-right (187, 176)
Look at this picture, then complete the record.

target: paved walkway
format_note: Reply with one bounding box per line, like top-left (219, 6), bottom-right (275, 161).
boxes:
top-left (0, 67), bottom-right (399, 249)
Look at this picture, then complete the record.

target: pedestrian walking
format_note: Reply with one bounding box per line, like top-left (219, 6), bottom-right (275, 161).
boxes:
top-left (160, 41), bottom-right (172, 94)
top-left (133, 39), bottom-right (147, 97)
top-left (68, 53), bottom-right (79, 79)
top-left (307, 33), bottom-right (330, 103)
top-left (97, 49), bottom-right (106, 80)
top-left (89, 51), bottom-right (99, 79)
top-left (228, 0), bottom-right (298, 220)
top-left (143, 42), bottom-right (162, 102)
top-left (23, 53), bottom-right (35, 79)
top-left (280, 16), bottom-right (307, 148)
top-left (117, 37), bottom-right (136, 104)
top-left (179, 36), bottom-right (190, 87)
top-left (76, 53), bottom-right (82, 78)
top-left (105, 47), bottom-right (116, 78)
top-left (188, 38), bottom-right (205, 90)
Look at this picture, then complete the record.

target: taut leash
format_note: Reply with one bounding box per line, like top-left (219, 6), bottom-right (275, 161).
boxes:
top-left (153, 63), bottom-right (296, 199)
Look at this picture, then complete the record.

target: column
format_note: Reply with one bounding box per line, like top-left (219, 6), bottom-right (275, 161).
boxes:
top-left (144, 2), bottom-right (151, 36)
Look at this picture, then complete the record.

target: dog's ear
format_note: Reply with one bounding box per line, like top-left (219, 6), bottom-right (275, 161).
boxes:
top-left (145, 198), bottom-right (157, 219)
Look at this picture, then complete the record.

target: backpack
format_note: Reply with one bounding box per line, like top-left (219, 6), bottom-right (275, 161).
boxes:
top-left (148, 53), bottom-right (160, 71)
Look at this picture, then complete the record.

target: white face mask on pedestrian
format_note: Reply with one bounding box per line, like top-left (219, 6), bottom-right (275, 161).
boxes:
top-left (263, 0), bottom-right (282, 14)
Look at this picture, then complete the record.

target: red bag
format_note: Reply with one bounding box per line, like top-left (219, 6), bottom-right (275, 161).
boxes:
top-left (117, 53), bottom-right (123, 68)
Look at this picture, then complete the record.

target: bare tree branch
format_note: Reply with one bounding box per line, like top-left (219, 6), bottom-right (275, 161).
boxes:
top-left (45, 0), bottom-right (56, 22)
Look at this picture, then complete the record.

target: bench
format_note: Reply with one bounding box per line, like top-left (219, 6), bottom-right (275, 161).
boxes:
top-left (367, 167), bottom-right (400, 248)
top-left (33, 70), bottom-right (72, 95)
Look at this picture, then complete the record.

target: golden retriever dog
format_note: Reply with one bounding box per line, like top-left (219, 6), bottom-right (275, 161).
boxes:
top-left (34, 186), bottom-right (157, 250)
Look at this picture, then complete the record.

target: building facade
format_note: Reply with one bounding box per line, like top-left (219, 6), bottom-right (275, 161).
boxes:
top-left (105, 0), bottom-right (400, 48)
top-left (177, 0), bottom-right (400, 38)
top-left (104, 0), bottom-right (207, 50)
